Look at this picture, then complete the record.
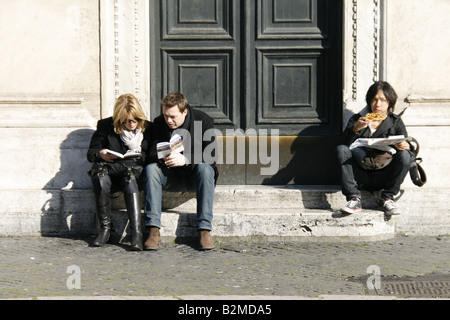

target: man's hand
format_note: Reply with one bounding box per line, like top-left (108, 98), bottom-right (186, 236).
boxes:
top-left (395, 141), bottom-right (410, 151)
top-left (353, 117), bottom-right (370, 134)
top-left (164, 152), bottom-right (186, 167)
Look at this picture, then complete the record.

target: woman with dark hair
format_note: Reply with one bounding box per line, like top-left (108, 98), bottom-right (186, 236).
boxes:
top-left (87, 94), bottom-right (152, 251)
top-left (336, 81), bottom-right (411, 216)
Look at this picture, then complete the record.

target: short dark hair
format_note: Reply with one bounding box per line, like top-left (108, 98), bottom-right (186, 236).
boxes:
top-left (161, 92), bottom-right (188, 112)
top-left (366, 81), bottom-right (398, 113)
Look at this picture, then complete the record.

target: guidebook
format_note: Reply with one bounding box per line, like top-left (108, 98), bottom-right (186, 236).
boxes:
top-left (349, 135), bottom-right (412, 153)
top-left (107, 149), bottom-right (142, 159)
top-left (157, 134), bottom-right (184, 159)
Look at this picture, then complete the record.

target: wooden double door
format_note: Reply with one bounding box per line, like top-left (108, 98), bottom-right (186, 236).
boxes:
top-left (150, 0), bottom-right (343, 136)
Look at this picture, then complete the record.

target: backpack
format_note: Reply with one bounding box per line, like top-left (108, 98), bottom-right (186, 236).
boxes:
top-left (408, 137), bottom-right (427, 187)
top-left (397, 107), bottom-right (427, 187)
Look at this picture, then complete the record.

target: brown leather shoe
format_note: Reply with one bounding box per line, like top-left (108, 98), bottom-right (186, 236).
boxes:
top-left (199, 230), bottom-right (215, 250)
top-left (144, 227), bottom-right (161, 250)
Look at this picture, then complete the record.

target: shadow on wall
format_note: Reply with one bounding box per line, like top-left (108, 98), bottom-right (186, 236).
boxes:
top-left (259, 108), bottom-right (359, 209)
top-left (260, 107), bottom-right (359, 187)
top-left (261, 127), bottom-right (345, 186)
top-left (41, 128), bottom-right (96, 237)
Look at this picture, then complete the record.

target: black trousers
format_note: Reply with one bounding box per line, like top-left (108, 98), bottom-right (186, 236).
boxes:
top-left (89, 160), bottom-right (142, 195)
top-left (91, 173), bottom-right (140, 195)
top-left (336, 145), bottom-right (411, 201)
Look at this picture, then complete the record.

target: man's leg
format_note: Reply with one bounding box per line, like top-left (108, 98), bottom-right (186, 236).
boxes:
top-left (336, 145), bottom-right (366, 214)
top-left (143, 163), bottom-right (166, 250)
top-left (378, 150), bottom-right (411, 215)
top-left (192, 163), bottom-right (215, 249)
top-left (193, 163), bottom-right (215, 231)
top-left (143, 163), bottom-right (165, 229)
top-left (336, 145), bottom-right (362, 201)
top-left (381, 150), bottom-right (411, 200)
top-left (143, 163), bottom-right (186, 250)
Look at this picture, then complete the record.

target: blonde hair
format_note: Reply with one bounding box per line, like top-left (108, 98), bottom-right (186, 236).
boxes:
top-left (113, 94), bottom-right (147, 135)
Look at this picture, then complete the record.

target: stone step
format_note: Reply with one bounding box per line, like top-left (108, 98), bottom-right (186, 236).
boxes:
top-left (1, 186), bottom-right (449, 239)
top-left (109, 186), bottom-right (396, 242)
top-left (111, 185), bottom-right (370, 211)
top-left (110, 208), bottom-right (396, 244)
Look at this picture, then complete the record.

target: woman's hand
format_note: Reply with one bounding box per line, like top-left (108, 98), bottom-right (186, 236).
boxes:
top-left (99, 149), bottom-right (118, 163)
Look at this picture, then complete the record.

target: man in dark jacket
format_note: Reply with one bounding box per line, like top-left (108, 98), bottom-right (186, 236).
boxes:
top-left (143, 92), bottom-right (218, 250)
top-left (337, 82), bottom-right (411, 216)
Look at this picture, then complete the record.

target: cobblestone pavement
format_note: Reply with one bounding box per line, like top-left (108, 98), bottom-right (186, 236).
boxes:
top-left (0, 235), bottom-right (449, 300)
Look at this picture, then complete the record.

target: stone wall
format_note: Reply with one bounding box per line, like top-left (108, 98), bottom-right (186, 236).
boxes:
top-left (387, 0), bottom-right (450, 188)
top-left (0, 0), bottom-right (99, 192)
top-left (0, 0), bottom-right (448, 237)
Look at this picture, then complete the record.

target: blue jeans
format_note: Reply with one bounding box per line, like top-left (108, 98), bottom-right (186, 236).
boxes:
top-left (143, 163), bottom-right (215, 230)
top-left (336, 145), bottom-right (411, 201)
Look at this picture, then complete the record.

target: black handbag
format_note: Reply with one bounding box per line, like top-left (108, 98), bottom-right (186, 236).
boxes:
top-left (409, 137), bottom-right (427, 187)
top-left (397, 107), bottom-right (427, 187)
top-left (88, 159), bottom-right (143, 179)
top-left (363, 147), bottom-right (393, 170)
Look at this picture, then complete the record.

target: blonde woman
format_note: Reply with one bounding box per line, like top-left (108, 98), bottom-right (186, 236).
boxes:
top-left (87, 94), bottom-right (152, 251)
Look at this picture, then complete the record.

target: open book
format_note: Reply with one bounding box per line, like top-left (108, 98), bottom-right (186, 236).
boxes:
top-left (157, 134), bottom-right (184, 159)
top-left (107, 149), bottom-right (142, 159)
top-left (349, 135), bottom-right (412, 153)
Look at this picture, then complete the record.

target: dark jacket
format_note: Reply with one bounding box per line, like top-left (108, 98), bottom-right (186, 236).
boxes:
top-left (146, 105), bottom-right (219, 183)
top-left (342, 112), bottom-right (408, 147)
top-left (87, 117), bottom-right (152, 163)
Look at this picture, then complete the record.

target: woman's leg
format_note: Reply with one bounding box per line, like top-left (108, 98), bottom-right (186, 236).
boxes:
top-left (91, 173), bottom-right (112, 247)
top-left (122, 174), bottom-right (143, 251)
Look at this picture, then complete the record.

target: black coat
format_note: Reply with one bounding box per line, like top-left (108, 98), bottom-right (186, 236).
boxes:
top-left (87, 117), bottom-right (152, 163)
top-left (146, 106), bottom-right (219, 183)
top-left (342, 112), bottom-right (408, 147)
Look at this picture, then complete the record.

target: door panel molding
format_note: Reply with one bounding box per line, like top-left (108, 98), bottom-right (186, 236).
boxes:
top-left (150, 0), bottom-right (240, 129)
top-left (257, 49), bottom-right (322, 125)
top-left (150, 0), bottom-right (342, 135)
top-left (162, 0), bottom-right (233, 40)
top-left (162, 49), bottom-right (234, 125)
top-left (247, 0), bottom-right (342, 135)
top-left (257, 0), bottom-right (323, 40)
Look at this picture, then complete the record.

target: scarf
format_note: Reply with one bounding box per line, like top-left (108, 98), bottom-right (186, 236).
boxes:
top-left (120, 129), bottom-right (143, 153)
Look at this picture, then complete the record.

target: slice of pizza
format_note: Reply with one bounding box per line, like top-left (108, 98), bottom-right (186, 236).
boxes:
top-left (365, 113), bottom-right (387, 121)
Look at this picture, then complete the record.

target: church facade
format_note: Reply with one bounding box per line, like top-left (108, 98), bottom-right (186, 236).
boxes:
top-left (0, 0), bottom-right (449, 236)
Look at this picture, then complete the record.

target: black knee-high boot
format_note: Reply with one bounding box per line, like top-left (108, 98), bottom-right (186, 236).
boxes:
top-left (92, 193), bottom-right (111, 247)
top-left (124, 193), bottom-right (143, 251)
